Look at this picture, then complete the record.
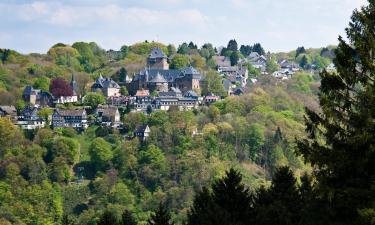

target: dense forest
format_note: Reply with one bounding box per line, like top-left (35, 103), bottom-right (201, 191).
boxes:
top-left (2, 1), bottom-right (375, 224)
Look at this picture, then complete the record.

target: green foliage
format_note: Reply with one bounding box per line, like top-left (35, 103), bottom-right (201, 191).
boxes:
top-left (130, 42), bottom-right (168, 55)
top-left (89, 137), bottom-right (113, 171)
top-left (170, 54), bottom-right (190, 69)
top-left (297, 2), bottom-right (375, 224)
top-left (33, 76), bottom-right (50, 91)
top-left (201, 71), bottom-right (226, 96)
top-left (84, 92), bottom-right (106, 109)
top-left (148, 203), bottom-right (174, 225)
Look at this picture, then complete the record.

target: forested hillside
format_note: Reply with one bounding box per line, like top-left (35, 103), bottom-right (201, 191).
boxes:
top-left (0, 38), bottom-right (321, 224)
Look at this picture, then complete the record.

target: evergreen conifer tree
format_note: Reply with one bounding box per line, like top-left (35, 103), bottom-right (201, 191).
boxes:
top-left (121, 210), bottom-right (137, 225)
top-left (297, 1), bottom-right (375, 224)
top-left (98, 210), bottom-right (118, 225)
top-left (148, 202), bottom-right (174, 225)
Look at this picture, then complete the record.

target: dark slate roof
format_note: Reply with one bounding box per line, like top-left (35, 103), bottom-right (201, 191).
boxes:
top-left (23, 86), bottom-right (40, 96)
top-left (135, 66), bottom-right (201, 83)
top-left (184, 90), bottom-right (198, 98)
top-left (55, 109), bottom-right (86, 117)
top-left (181, 66), bottom-right (200, 75)
top-left (0, 105), bottom-right (17, 116)
top-left (20, 106), bottom-right (39, 117)
top-left (149, 72), bottom-right (167, 83)
top-left (148, 48), bottom-right (167, 59)
top-left (102, 78), bottom-right (120, 89)
top-left (158, 87), bottom-right (182, 97)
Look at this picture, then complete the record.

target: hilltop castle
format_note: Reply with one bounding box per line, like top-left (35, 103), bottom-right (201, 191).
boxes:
top-left (127, 48), bottom-right (201, 95)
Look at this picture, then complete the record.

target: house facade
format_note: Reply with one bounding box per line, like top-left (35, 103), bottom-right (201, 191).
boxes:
top-left (52, 109), bottom-right (88, 130)
top-left (22, 86), bottom-right (53, 106)
top-left (95, 106), bottom-right (121, 128)
top-left (53, 74), bottom-right (79, 104)
top-left (92, 75), bottom-right (121, 97)
top-left (17, 106), bottom-right (45, 130)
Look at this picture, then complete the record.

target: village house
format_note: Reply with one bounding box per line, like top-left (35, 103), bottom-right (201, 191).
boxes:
top-left (22, 86), bottom-right (53, 106)
top-left (212, 55), bottom-right (231, 68)
top-left (17, 106), bottom-right (45, 130)
top-left (134, 124), bottom-right (151, 141)
top-left (95, 106), bottom-right (121, 128)
top-left (128, 48), bottom-right (201, 95)
top-left (92, 75), bottom-right (121, 97)
top-left (52, 108), bottom-right (88, 130)
top-left (53, 74), bottom-right (79, 104)
top-left (247, 52), bottom-right (267, 73)
top-left (203, 93), bottom-right (221, 105)
top-left (0, 105), bottom-right (17, 122)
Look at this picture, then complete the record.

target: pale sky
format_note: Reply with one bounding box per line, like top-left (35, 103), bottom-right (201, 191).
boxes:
top-left (0, 0), bottom-right (367, 54)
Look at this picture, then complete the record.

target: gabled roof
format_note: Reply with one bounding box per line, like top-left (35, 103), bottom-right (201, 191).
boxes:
top-left (181, 66), bottom-right (200, 75)
top-left (102, 78), bottom-right (120, 89)
top-left (55, 109), bottom-right (86, 117)
top-left (23, 86), bottom-right (40, 96)
top-left (96, 106), bottom-right (119, 117)
top-left (148, 48), bottom-right (167, 59)
top-left (0, 105), bottom-right (17, 116)
top-left (135, 124), bottom-right (150, 133)
top-left (20, 106), bottom-right (41, 119)
top-left (135, 89), bottom-right (150, 97)
top-left (149, 72), bottom-right (167, 83)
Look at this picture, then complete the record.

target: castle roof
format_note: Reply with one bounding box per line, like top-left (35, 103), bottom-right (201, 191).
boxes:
top-left (148, 47), bottom-right (167, 59)
top-left (149, 72), bottom-right (167, 83)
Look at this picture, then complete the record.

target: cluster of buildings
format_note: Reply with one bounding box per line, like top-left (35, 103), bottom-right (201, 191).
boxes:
top-left (0, 48), bottom-right (222, 139)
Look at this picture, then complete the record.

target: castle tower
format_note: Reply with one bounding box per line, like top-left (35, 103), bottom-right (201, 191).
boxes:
top-left (147, 47), bottom-right (169, 70)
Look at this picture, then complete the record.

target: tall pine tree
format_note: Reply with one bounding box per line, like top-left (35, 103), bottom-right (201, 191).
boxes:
top-left (187, 168), bottom-right (252, 225)
top-left (148, 202), bottom-right (174, 225)
top-left (297, 1), bottom-right (375, 224)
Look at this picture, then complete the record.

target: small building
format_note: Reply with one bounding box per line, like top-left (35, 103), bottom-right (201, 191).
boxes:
top-left (53, 74), bottom-right (79, 104)
top-left (134, 124), bottom-right (151, 141)
top-left (212, 55), bottom-right (231, 68)
top-left (17, 106), bottom-right (45, 130)
top-left (96, 106), bottom-right (121, 128)
top-left (22, 86), bottom-right (53, 106)
top-left (52, 108), bottom-right (88, 130)
top-left (92, 75), bottom-right (121, 97)
top-left (0, 105), bottom-right (17, 121)
top-left (203, 93), bottom-right (221, 105)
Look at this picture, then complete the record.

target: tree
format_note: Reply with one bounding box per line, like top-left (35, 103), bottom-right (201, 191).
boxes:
top-left (112, 67), bottom-right (127, 83)
top-left (170, 54), bottom-right (189, 69)
top-left (120, 210), bottom-right (137, 225)
top-left (187, 168), bottom-right (252, 225)
top-left (148, 202), bottom-right (174, 225)
top-left (252, 166), bottom-right (302, 225)
top-left (89, 137), bottom-right (113, 171)
top-left (120, 45), bottom-right (129, 59)
top-left (299, 55), bottom-right (308, 69)
top-left (230, 52), bottom-right (239, 66)
top-left (177, 43), bottom-right (189, 54)
top-left (98, 210), bottom-right (118, 225)
top-left (227, 39), bottom-right (238, 52)
top-left (33, 76), bottom-right (50, 91)
top-left (120, 86), bottom-right (129, 96)
top-left (252, 43), bottom-right (265, 55)
top-left (295, 46), bottom-right (306, 58)
top-left (201, 71), bottom-right (225, 96)
top-left (83, 92), bottom-right (105, 109)
top-left (240, 45), bottom-right (252, 56)
top-left (188, 41), bottom-right (198, 49)
top-left (297, 2), bottom-right (375, 224)
top-left (167, 44), bottom-right (176, 56)
top-left (50, 77), bottom-right (73, 97)
top-left (147, 105), bottom-right (153, 114)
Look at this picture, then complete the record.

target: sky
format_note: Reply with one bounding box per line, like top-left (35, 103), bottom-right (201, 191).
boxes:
top-left (0, 0), bottom-right (368, 54)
